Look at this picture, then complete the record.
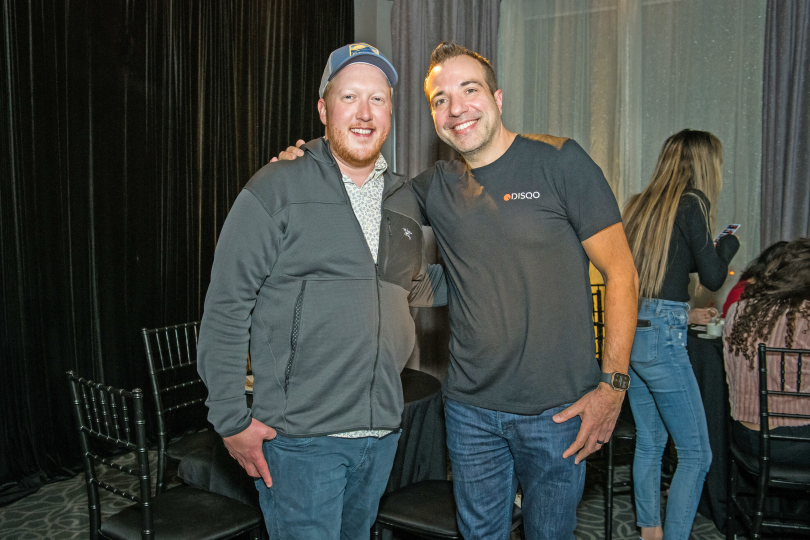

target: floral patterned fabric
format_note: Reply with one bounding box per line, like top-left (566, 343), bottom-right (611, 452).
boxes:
top-left (331, 153), bottom-right (392, 439)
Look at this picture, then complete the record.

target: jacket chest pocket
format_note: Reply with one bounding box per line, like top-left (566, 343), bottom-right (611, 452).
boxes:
top-left (379, 209), bottom-right (422, 289)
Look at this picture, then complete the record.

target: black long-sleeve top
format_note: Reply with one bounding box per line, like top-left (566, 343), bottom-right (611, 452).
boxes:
top-left (657, 189), bottom-right (739, 302)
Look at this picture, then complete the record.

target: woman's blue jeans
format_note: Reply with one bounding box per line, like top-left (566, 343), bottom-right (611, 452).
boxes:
top-left (628, 299), bottom-right (712, 539)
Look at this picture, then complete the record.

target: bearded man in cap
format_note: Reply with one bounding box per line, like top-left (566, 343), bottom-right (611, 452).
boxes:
top-left (197, 43), bottom-right (445, 539)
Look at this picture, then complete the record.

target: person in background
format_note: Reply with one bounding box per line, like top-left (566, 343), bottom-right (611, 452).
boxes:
top-left (197, 43), bottom-right (446, 539)
top-left (690, 240), bottom-right (788, 325)
top-left (688, 304), bottom-right (718, 325)
top-left (622, 129), bottom-right (740, 540)
top-left (724, 237), bottom-right (810, 465)
top-left (721, 240), bottom-right (789, 317)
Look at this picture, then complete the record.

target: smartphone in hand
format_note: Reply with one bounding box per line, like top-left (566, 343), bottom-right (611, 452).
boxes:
top-left (715, 223), bottom-right (741, 242)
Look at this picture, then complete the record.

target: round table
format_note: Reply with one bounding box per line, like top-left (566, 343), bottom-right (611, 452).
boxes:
top-left (178, 368), bottom-right (447, 509)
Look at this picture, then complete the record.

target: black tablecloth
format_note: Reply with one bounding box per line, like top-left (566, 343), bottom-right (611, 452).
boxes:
top-left (387, 368), bottom-right (447, 491)
top-left (686, 328), bottom-right (729, 532)
top-left (178, 368), bottom-right (446, 509)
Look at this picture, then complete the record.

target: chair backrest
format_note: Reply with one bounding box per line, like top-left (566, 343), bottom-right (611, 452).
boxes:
top-left (67, 371), bottom-right (153, 540)
top-left (592, 284), bottom-right (605, 324)
top-left (756, 343), bottom-right (810, 476)
top-left (758, 343), bottom-right (810, 487)
top-left (141, 322), bottom-right (206, 441)
top-left (594, 321), bottom-right (605, 364)
top-left (592, 285), bottom-right (605, 363)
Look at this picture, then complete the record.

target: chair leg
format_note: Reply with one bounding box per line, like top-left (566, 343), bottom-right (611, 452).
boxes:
top-left (604, 439), bottom-right (614, 540)
top-left (751, 461), bottom-right (769, 539)
top-left (371, 521), bottom-right (383, 539)
top-left (726, 459), bottom-right (736, 540)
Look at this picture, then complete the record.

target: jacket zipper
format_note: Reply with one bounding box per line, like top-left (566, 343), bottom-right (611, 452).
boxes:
top-left (285, 280), bottom-right (307, 394)
top-left (334, 165), bottom-right (399, 430)
top-left (383, 217), bottom-right (392, 276)
top-left (369, 263), bottom-right (382, 427)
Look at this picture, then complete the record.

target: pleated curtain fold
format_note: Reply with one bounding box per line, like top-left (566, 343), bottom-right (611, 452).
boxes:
top-left (0, 0), bottom-right (352, 489)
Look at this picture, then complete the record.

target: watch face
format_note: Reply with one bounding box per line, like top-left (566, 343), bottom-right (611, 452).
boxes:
top-left (613, 373), bottom-right (630, 390)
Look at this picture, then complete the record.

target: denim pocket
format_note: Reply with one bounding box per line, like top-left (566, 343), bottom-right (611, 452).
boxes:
top-left (668, 308), bottom-right (688, 328)
top-left (269, 434), bottom-right (315, 447)
top-left (630, 326), bottom-right (658, 364)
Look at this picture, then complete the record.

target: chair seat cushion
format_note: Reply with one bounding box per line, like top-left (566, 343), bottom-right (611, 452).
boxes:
top-left (166, 429), bottom-right (221, 462)
top-left (99, 485), bottom-right (262, 540)
top-left (613, 417), bottom-right (635, 440)
top-left (377, 480), bottom-right (521, 539)
top-left (730, 442), bottom-right (810, 487)
top-left (176, 445), bottom-right (215, 491)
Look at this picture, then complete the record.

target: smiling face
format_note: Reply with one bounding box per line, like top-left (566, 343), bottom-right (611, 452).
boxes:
top-left (318, 63), bottom-right (392, 170)
top-left (425, 55), bottom-right (504, 160)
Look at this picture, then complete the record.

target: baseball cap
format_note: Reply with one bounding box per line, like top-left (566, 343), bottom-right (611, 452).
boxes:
top-left (319, 43), bottom-right (398, 98)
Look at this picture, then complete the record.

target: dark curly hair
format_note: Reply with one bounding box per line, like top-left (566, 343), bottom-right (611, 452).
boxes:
top-left (739, 240), bottom-right (788, 281)
top-left (728, 238), bottom-right (810, 369)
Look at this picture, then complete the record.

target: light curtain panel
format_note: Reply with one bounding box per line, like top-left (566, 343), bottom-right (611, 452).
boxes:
top-left (498, 0), bottom-right (766, 271)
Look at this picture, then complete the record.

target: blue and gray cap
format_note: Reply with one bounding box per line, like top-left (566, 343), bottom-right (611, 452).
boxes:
top-left (319, 43), bottom-right (398, 98)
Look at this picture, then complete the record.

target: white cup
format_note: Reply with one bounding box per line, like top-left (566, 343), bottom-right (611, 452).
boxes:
top-left (706, 319), bottom-right (724, 337)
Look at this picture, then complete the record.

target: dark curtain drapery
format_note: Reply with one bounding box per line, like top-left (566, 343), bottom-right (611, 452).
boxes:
top-left (0, 0), bottom-right (352, 495)
top-left (761, 0), bottom-right (810, 246)
top-left (390, 0), bottom-right (499, 381)
top-left (391, 0), bottom-right (500, 181)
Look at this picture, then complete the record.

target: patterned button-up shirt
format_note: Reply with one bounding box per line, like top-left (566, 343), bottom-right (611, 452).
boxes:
top-left (331, 153), bottom-right (393, 439)
top-left (340, 153), bottom-right (387, 263)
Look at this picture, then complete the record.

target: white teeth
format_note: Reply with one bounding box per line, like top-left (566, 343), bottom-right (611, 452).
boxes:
top-left (351, 128), bottom-right (372, 134)
top-left (453, 120), bottom-right (476, 131)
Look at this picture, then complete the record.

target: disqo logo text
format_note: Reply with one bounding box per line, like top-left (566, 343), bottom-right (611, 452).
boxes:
top-left (503, 191), bottom-right (540, 201)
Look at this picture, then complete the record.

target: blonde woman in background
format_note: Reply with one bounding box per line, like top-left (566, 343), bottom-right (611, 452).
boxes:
top-left (622, 130), bottom-right (740, 540)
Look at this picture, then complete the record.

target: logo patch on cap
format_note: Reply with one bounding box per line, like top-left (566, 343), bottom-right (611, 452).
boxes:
top-left (350, 43), bottom-right (379, 56)
top-left (320, 42), bottom-right (398, 98)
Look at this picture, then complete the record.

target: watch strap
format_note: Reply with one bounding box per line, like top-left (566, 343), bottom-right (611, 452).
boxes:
top-left (600, 372), bottom-right (629, 391)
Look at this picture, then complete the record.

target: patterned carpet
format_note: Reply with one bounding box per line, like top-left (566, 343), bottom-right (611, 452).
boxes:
top-left (569, 466), bottom-right (724, 540)
top-left (0, 452), bottom-right (182, 540)
top-left (0, 453), bottom-right (724, 540)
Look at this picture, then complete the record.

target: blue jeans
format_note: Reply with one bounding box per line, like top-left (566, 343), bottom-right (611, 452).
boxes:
top-left (445, 398), bottom-right (585, 540)
top-left (628, 299), bottom-right (712, 539)
top-left (255, 432), bottom-right (400, 540)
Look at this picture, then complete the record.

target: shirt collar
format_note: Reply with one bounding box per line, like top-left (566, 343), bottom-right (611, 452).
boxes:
top-left (341, 154), bottom-right (388, 187)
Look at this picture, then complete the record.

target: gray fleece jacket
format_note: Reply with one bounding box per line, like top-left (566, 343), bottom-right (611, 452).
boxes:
top-left (198, 138), bottom-right (445, 438)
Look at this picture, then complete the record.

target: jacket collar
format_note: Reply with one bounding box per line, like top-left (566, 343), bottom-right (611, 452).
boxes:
top-left (304, 137), bottom-right (405, 197)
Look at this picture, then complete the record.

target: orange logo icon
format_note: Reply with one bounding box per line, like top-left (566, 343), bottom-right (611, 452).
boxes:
top-left (504, 194), bottom-right (511, 201)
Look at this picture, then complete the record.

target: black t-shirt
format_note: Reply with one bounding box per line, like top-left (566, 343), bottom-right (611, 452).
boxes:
top-left (656, 189), bottom-right (737, 301)
top-left (412, 135), bottom-right (622, 414)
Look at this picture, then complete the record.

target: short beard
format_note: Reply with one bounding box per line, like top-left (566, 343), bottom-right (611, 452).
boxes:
top-left (441, 117), bottom-right (497, 161)
top-left (325, 113), bottom-right (389, 168)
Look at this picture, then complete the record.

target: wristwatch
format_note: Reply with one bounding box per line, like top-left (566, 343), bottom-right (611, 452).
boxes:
top-left (600, 372), bottom-right (630, 391)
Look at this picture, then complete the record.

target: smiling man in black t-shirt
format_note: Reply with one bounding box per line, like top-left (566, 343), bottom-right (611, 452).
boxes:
top-left (415, 42), bottom-right (639, 540)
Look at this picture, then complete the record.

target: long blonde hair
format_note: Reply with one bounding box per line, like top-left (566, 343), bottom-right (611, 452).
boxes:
top-left (623, 129), bottom-right (723, 299)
